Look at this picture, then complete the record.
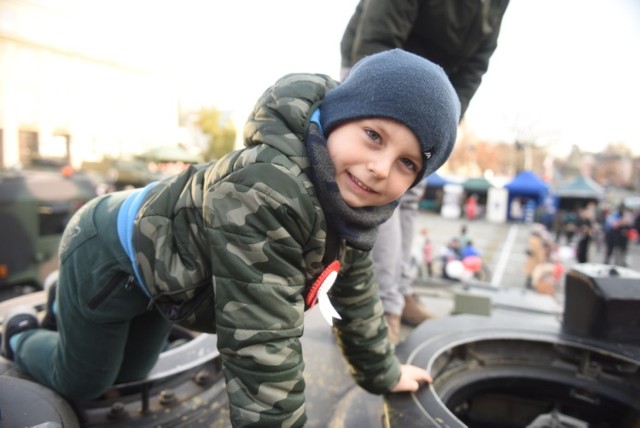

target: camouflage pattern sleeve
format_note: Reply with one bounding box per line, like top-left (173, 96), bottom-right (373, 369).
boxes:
top-left (205, 163), bottom-right (322, 427)
top-left (330, 249), bottom-right (402, 393)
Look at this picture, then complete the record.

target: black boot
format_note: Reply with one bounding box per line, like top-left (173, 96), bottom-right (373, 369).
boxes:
top-left (1, 306), bottom-right (39, 361)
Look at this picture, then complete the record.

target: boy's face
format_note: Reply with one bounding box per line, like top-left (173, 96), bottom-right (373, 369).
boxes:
top-left (327, 118), bottom-right (423, 208)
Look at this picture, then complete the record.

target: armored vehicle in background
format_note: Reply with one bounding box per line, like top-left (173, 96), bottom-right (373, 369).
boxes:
top-left (80, 156), bottom-right (158, 192)
top-left (0, 163), bottom-right (97, 300)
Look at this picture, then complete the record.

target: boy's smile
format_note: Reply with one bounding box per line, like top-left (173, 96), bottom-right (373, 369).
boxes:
top-left (327, 118), bottom-right (423, 208)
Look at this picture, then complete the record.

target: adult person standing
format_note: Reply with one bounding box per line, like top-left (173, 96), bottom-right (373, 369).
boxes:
top-left (575, 206), bottom-right (594, 263)
top-left (604, 204), bottom-right (631, 267)
top-left (340, 0), bottom-right (510, 344)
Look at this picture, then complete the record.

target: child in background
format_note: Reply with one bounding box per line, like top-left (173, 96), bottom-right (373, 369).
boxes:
top-left (462, 240), bottom-right (480, 258)
top-left (421, 227), bottom-right (434, 278)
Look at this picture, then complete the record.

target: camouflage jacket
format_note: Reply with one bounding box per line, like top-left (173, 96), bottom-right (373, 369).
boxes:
top-left (131, 73), bottom-right (401, 427)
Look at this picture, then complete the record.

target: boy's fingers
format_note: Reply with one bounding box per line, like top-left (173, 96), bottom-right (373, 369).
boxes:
top-left (414, 367), bottom-right (432, 384)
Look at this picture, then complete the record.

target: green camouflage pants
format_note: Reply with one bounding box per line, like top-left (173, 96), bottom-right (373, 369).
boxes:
top-left (13, 191), bottom-right (173, 400)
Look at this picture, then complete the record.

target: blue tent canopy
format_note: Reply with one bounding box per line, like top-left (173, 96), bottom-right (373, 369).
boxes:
top-left (505, 170), bottom-right (549, 204)
top-left (425, 172), bottom-right (450, 188)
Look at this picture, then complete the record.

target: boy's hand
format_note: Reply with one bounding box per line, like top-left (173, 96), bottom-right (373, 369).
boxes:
top-left (390, 364), bottom-right (432, 393)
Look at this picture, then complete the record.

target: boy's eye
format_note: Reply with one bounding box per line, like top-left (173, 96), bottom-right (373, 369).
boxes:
top-left (400, 158), bottom-right (417, 171)
top-left (365, 129), bottom-right (381, 142)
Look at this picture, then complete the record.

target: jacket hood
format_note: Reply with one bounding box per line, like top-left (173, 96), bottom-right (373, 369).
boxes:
top-left (243, 73), bottom-right (339, 171)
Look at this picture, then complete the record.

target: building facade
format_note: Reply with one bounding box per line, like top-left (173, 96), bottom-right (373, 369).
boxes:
top-left (0, 0), bottom-right (180, 169)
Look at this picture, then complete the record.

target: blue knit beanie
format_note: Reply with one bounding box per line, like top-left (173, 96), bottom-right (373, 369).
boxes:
top-left (320, 49), bottom-right (460, 183)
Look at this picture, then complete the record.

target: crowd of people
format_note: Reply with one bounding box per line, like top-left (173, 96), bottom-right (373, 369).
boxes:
top-left (410, 224), bottom-right (486, 283)
top-left (411, 197), bottom-right (640, 297)
top-left (523, 200), bottom-right (639, 295)
top-left (548, 202), bottom-right (638, 267)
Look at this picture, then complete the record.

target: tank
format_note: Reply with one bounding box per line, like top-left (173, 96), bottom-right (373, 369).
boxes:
top-left (1, 266), bottom-right (639, 427)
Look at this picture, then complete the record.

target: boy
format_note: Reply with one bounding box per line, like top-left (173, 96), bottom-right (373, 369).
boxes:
top-left (2, 49), bottom-right (460, 427)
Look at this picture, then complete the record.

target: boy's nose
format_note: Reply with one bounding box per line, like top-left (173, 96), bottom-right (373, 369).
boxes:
top-left (367, 158), bottom-right (392, 178)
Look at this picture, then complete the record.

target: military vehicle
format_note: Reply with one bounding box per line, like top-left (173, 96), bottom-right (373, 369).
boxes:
top-left (1, 264), bottom-right (639, 427)
top-left (80, 145), bottom-right (204, 193)
top-left (1, 147), bottom-right (202, 301)
top-left (80, 156), bottom-right (158, 192)
top-left (0, 163), bottom-right (98, 300)
top-left (388, 266), bottom-right (640, 427)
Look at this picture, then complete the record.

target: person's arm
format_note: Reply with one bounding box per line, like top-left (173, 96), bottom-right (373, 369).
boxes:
top-left (445, 2), bottom-right (510, 115)
top-left (207, 166), bottom-right (322, 427)
top-left (340, 0), bottom-right (364, 71)
top-left (331, 249), bottom-right (401, 392)
top-left (330, 248), bottom-right (432, 394)
top-left (346, 0), bottom-right (422, 65)
top-left (447, 30), bottom-right (502, 116)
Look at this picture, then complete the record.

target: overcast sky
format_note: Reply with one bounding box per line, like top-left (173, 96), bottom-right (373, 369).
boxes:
top-left (63, 0), bottom-right (640, 155)
top-left (465, 0), bottom-right (640, 156)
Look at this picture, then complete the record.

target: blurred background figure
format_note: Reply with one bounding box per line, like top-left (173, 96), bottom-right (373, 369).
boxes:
top-left (340, 0), bottom-right (510, 343)
top-left (562, 210), bottom-right (578, 245)
top-left (575, 206), bottom-right (595, 263)
top-left (465, 194), bottom-right (478, 220)
top-left (421, 227), bottom-right (434, 278)
top-left (441, 237), bottom-right (463, 280)
top-left (411, 227), bottom-right (434, 279)
top-left (459, 224), bottom-right (470, 247)
top-left (462, 239), bottom-right (480, 259)
top-left (525, 223), bottom-right (550, 290)
top-left (510, 197), bottom-right (523, 223)
top-left (552, 209), bottom-right (566, 243)
top-left (531, 257), bottom-right (563, 296)
top-left (604, 204), bottom-right (632, 267)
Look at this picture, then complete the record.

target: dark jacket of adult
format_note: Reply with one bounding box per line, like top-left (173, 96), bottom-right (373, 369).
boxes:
top-left (341, 0), bottom-right (510, 115)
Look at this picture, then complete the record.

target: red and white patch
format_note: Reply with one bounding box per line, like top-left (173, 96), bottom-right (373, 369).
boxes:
top-left (305, 260), bottom-right (342, 325)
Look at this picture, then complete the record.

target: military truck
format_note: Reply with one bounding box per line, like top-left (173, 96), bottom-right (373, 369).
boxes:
top-left (0, 164), bottom-right (98, 300)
